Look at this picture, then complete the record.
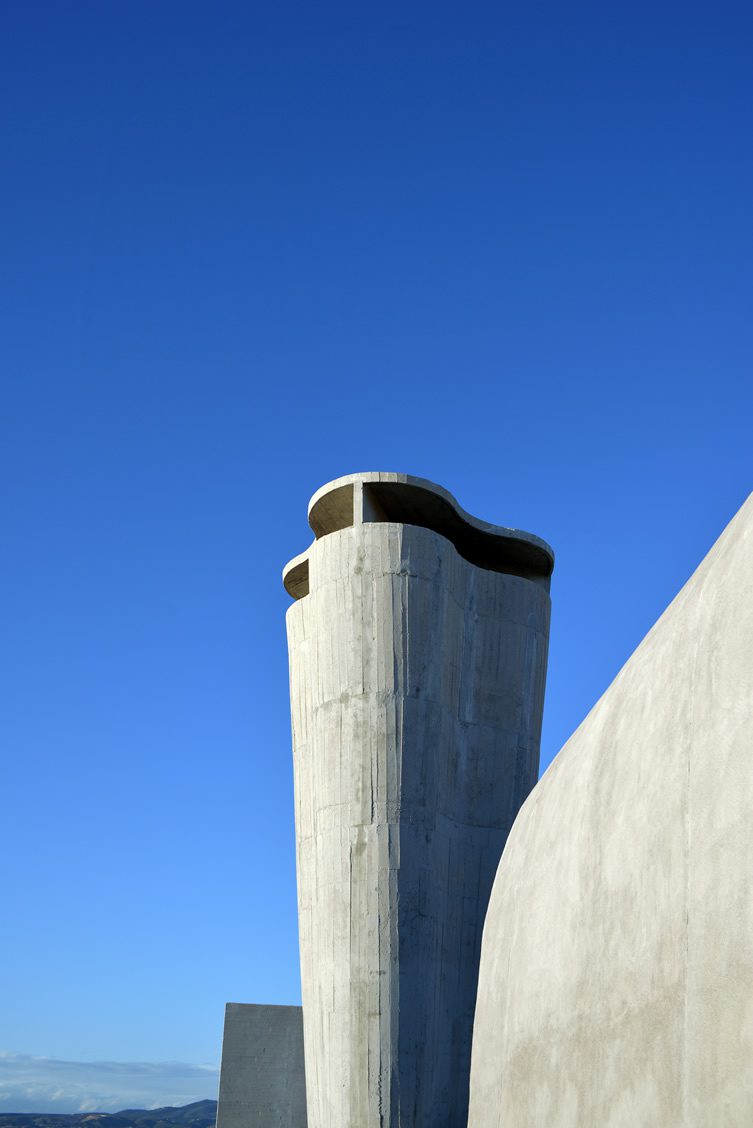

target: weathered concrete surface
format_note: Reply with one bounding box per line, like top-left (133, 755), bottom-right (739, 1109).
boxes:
top-left (216, 1003), bottom-right (306, 1128)
top-left (468, 493), bottom-right (753, 1128)
top-left (284, 473), bottom-right (553, 1128)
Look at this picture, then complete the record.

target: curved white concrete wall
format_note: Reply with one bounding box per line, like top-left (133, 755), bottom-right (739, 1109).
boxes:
top-left (469, 494), bottom-right (753, 1128)
top-left (284, 474), bottom-right (552, 1128)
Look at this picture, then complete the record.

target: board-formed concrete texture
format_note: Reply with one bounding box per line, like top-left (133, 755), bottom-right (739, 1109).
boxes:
top-left (468, 493), bottom-right (753, 1128)
top-left (216, 1003), bottom-right (307, 1128)
top-left (283, 472), bottom-right (554, 1127)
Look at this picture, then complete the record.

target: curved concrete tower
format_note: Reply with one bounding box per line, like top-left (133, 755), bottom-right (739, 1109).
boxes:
top-left (283, 472), bottom-right (554, 1128)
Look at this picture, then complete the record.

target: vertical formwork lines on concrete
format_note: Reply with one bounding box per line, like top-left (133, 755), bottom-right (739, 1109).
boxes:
top-left (283, 473), bottom-right (554, 1128)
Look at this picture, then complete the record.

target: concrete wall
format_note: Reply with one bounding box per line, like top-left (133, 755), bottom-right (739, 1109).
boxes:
top-left (284, 473), bottom-right (553, 1128)
top-left (468, 493), bottom-right (753, 1128)
top-left (216, 1004), bottom-right (306, 1128)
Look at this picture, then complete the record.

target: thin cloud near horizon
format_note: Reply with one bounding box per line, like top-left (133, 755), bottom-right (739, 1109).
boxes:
top-left (0, 1051), bottom-right (219, 1114)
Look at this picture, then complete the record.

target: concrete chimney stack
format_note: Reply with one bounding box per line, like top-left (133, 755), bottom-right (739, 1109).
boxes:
top-left (283, 472), bottom-right (553, 1127)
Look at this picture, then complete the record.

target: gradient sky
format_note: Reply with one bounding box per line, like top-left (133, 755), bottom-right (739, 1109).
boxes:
top-left (2, 0), bottom-right (752, 1111)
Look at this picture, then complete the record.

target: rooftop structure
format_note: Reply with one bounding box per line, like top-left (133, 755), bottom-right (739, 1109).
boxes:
top-left (283, 472), bottom-right (554, 1126)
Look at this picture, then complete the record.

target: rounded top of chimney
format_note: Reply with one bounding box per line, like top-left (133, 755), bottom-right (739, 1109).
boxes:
top-left (283, 471), bottom-right (554, 599)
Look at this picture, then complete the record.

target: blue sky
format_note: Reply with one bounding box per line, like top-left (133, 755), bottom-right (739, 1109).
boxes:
top-left (2, 0), bottom-right (752, 1111)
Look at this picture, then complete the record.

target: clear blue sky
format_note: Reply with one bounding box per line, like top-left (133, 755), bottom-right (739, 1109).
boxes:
top-left (2, 0), bottom-right (752, 1111)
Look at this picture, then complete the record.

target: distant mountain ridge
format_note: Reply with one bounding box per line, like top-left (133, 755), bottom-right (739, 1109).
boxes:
top-left (0, 1099), bottom-right (216, 1128)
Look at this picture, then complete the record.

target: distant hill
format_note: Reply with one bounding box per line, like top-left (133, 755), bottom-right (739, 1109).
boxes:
top-left (0, 1099), bottom-right (216, 1128)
